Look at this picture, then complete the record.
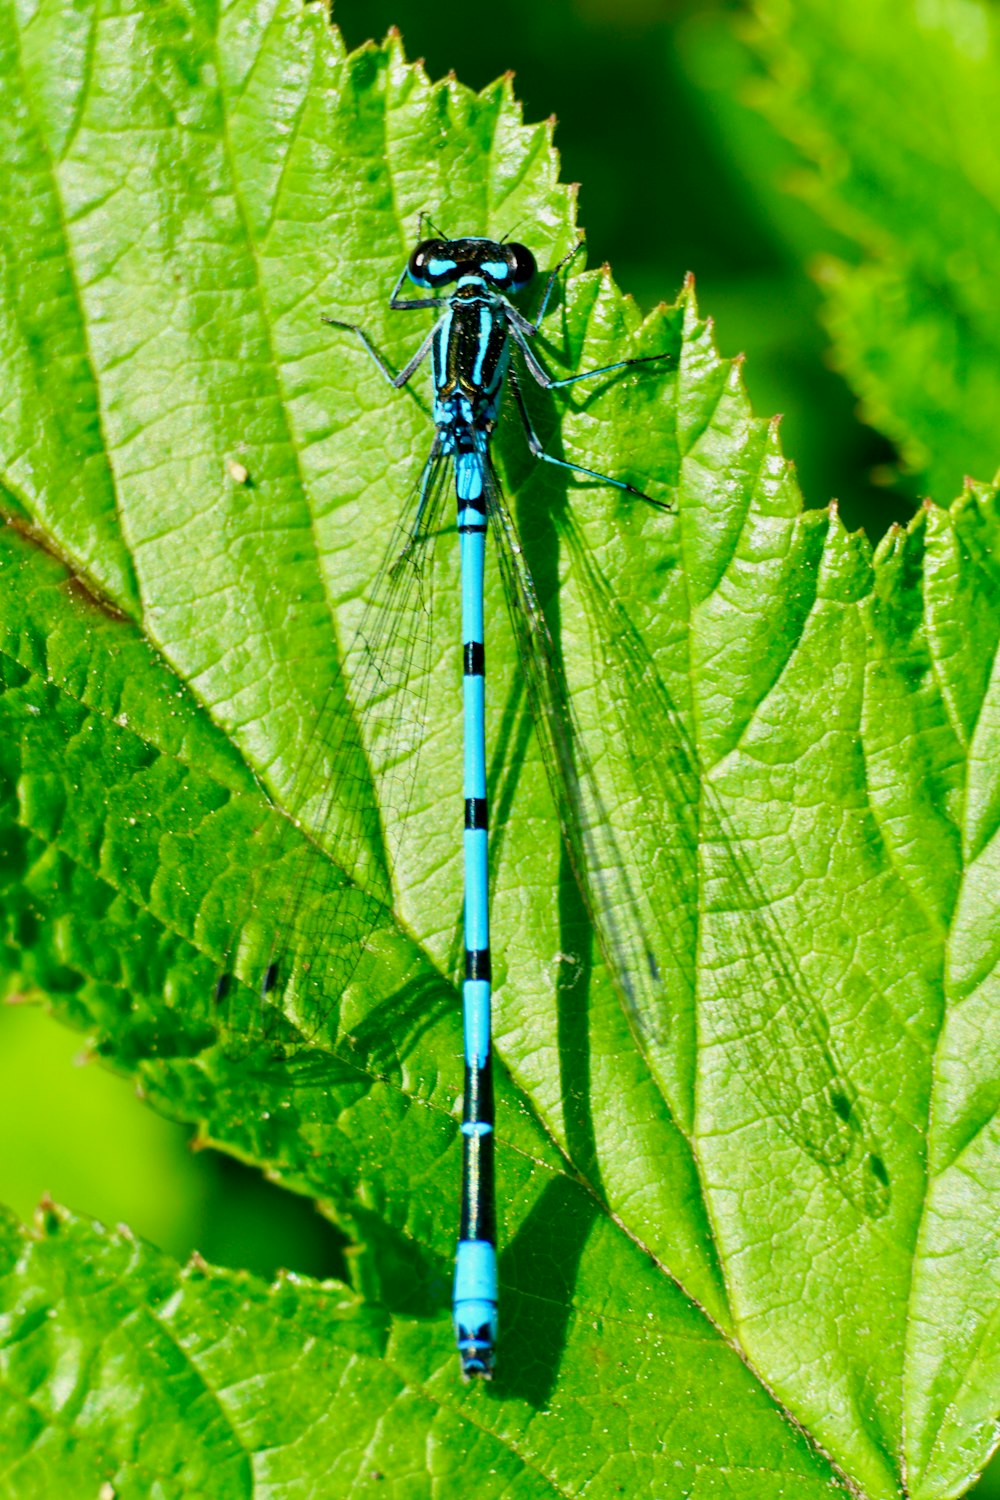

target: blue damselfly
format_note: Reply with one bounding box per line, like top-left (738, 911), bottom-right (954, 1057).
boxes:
top-left (318, 231), bottom-right (672, 1376)
top-left (217, 226), bottom-right (888, 1382)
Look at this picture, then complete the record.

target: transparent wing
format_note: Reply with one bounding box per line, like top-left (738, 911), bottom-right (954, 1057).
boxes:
top-left (216, 450), bottom-right (454, 1055)
top-left (488, 468), bottom-right (888, 1218)
top-left (485, 466), bottom-right (696, 1063)
top-left (567, 528), bottom-right (890, 1217)
top-left (697, 789), bottom-right (891, 1218)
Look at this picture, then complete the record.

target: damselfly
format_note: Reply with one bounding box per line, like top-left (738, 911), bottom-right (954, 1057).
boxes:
top-left (217, 227), bottom-right (889, 1382)
top-left (319, 231), bottom-right (673, 1377)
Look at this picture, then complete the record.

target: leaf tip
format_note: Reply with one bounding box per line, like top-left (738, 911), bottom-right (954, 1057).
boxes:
top-left (383, 25), bottom-right (411, 66)
top-left (873, 518), bottom-right (905, 565)
top-left (35, 1195), bottom-right (64, 1236)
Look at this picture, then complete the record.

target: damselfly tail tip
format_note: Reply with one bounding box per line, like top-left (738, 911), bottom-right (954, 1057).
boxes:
top-left (454, 1241), bottom-right (498, 1380)
top-left (458, 1341), bottom-right (495, 1380)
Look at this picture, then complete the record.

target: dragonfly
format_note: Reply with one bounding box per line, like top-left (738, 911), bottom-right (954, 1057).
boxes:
top-left (316, 229), bottom-right (675, 1378)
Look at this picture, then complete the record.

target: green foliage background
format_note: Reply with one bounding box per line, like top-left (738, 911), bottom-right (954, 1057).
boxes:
top-left (0, 1), bottom-right (998, 1497)
top-left (333, 0), bottom-right (914, 536)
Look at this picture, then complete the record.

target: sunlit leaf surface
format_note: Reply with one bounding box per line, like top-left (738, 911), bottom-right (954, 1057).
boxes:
top-left (0, 3), bottom-right (998, 1496)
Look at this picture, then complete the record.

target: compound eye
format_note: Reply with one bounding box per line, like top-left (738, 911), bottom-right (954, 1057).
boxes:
top-left (505, 242), bottom-right (536, 291)
top-left (408, 238), bottom-right (456, 287)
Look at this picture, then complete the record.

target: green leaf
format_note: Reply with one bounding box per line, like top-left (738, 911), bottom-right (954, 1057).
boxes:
top-left (742, 0), bottom-right (1000, 502)
top-left (0, 1201), bottom-right (846, 1499)
top-left (0, 4), bottom-right (998, 1497)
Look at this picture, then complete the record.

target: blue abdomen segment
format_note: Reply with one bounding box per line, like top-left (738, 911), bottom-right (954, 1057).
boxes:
top-left (454, 1238), bottom-right (498, 1378)
top-left (455, 449), bottom-right (497, 1377)
top-left (456, 450), bottom-right (485, 507)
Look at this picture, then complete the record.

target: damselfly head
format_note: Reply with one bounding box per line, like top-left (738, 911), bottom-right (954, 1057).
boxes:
top-left (407, 237), bottom-right (536, 292)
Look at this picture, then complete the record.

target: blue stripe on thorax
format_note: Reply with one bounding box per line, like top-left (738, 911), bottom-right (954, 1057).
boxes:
top-left (472, 304), bottom-right (492, 387)
top-left (432, 308), bottom-right (452, 390)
